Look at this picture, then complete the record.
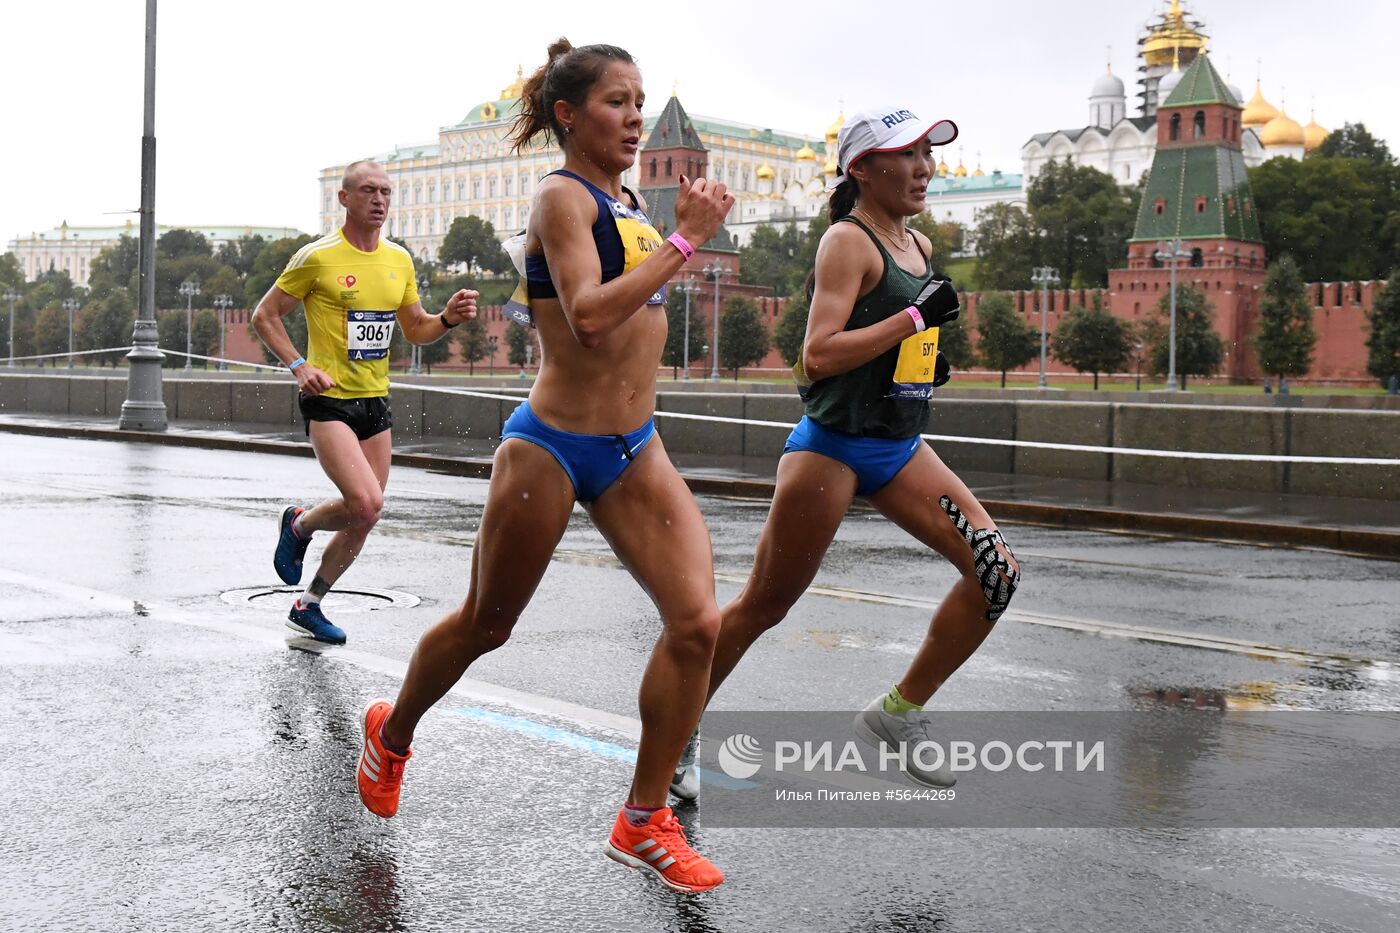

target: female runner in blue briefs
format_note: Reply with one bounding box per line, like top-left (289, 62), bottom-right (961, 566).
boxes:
top-left (353, 38), bottom-right (735, 894)
top-left (672, 107), bottom-right (1023, 796)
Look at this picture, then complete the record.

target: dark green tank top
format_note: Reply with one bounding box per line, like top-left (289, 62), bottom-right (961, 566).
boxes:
top-left (802, 217), bottom-right (938, 438)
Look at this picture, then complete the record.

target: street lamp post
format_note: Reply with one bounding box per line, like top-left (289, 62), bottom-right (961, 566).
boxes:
top-left (412, 275), bottom-right (430, 376)
top-left (1153, 238), bottom-right (1191, 392)
top-left (5, 288), bottom-right (20, 368)
top-left (1134, 341), bottom-right (1145, 391)
top-left (178, 275), bottom-right (200, 370)
top-left (486, 335), bottom-right (497, 376)
top-left (702, 261), bottom-right (732, 382)
top-left (213, 294), bottom-right (233, 370)
top-left (1030, 266), bottom-right (1060, 388)
top-left (62, 298), bottom-right (80, 369)
top-left (677, 278), bottom-right (700, 381)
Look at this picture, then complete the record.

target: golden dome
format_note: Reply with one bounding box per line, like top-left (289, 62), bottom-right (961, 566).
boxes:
top-left (501, 66), bottom-right (524, 100)
top-left (825, 112), bottom-right (845, 142)
top-left (953, 161), bottom-right (968, 178)
top-left (972, 165), bottom-right (986, 177)
top-left (823, 155), bottom-right (838, 176)
top-left (795, 142), bottom-right (816, 161)
top-left (1241, 81), bottom-right (1278, 128)
top-left (1259, 109), bottom-right (1305, 148)
top-left (936, 158), bottom-right (949, 177)
top-left (756, 159), bottom-right (775, 181)
top-left (1142, 0), bottom-right (1207, 68)
top-left (1303, 113), bottom-right (1329, 151)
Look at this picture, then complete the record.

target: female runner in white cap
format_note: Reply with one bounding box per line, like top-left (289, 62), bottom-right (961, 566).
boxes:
top-left (674, 107), bottom-right (1022, 795)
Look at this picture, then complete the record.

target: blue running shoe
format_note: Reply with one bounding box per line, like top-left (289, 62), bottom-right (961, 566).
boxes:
top-left (287, 601), bottom-right (346, 645)
top-left (274, 506), bottom-right (311, 585)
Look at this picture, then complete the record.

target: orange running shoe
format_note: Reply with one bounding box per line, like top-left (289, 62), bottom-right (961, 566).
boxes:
top-left (358, 699), bottom-right (411, 818)
top-left (604, 806), bottom-right (725, 893)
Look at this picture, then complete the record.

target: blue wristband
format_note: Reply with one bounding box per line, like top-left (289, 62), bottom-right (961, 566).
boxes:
top-left (288, 357), bottom-right (307, 371)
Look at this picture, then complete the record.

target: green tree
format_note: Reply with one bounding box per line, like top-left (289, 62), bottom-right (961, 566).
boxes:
top-left (215, 235), bottom-right (267, 278)
top-left (1253, 255), bottom-right (1317, 389)
top-left (907, 214), bottom-right (958, 272)
top-left (937, 315), bottom-right (976, 369)
top-left (1365, 271), bottom-right (1400, 388)
top-left (506, 323), bottom-right (537, 368)
top-left (718, 297), bottom-right (770, 378)
top-left (970, 202), bottom-right (1039, 290)
top-left (190, 310), bottom-right (222, 366)
top-left (419, 332), bottom-right (453, 372)
top-left (1051, 296), bottom-right (1131, 389)
top-left (1149, 285), bottom-right (1223, 388)
top-left (1250, 153), bottom-right (1399, 281)
top-left (975, 292), bottom-right (1037, 387)
top-left (772, 291), bottom-right (809, 367)
top-left (457, 316), bottom-right (489, 374)
top-left (33, 305), bottom-right (68, 357)
top-left (663, 285), bottom-right (707, 375)
top-left (1315, 122), bottom-right (1394, 165)
top-left (156, 254), bottom-right (222, 311)
top-left (1027, 158), bottom-right (1139, 287)
top-left (0, 252), bottom-right (23, 291)
top-left (87, 235), bottom-right (141, 298)
top-left (244, 234), bottom-right (316, 307)
top-left (790, 213), bottom-right (830, 294)
top-left (739, 223), bottom-right (803, 293)
top-left (77, 289), bottom-right (135, 366)
top-left (439, 215), bottom-right (509, 275)
top-left (157, 310), bottom-right (187, 367)
top-left (157, 228), bottom-right (212, 260)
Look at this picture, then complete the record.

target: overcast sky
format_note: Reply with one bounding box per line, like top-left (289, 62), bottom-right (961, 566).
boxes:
top-left (2, 0), bottom-right (1394, 243)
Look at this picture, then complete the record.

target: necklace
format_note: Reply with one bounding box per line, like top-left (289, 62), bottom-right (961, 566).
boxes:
top-left (853, 209), bottom-right (911, 251)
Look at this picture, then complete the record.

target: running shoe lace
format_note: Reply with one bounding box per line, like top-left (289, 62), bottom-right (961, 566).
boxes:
top-left (653, 815), bottom-right (702, 867)
top-left (382, 758), bottom-right (405, 789)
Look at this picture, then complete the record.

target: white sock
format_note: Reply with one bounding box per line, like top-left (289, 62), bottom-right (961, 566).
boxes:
top-left (292, 511), bottom-right (310, 539)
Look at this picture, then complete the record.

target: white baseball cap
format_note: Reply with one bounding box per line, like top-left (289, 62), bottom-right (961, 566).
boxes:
top-left (826, 107), bottom-right (959, 190)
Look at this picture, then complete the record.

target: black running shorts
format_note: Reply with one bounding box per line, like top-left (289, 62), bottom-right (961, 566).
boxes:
top-left (298, 393), bottom-right (393, 441)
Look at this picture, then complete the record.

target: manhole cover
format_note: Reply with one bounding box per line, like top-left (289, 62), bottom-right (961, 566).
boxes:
top-left (221, 586), bottom-right (420, 613)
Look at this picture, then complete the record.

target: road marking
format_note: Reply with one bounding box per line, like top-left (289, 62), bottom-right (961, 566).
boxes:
top-left (8, 474), bottom-right (1397, 673)
top-left (0, 567), bottom-right (642, 743)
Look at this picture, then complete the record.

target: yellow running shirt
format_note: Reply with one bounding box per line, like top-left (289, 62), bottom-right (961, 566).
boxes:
top-left (274, 229), bottom-right (419, 399)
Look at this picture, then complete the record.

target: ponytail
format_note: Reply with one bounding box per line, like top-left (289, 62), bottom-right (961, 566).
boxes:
top-left (509, 38), bottom-right (635, 152)
top-left (827, 177), bottom-right (860, 223)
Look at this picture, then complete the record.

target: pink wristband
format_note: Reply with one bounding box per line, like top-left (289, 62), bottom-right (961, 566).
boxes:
top-left (904, 306), bottom-right (926, 333)
top-left (666, 231), bottom-right (696, 261)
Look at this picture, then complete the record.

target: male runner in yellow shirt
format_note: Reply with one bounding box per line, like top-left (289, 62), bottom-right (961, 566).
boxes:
top-left (252, 160), bottom-right (478, 643)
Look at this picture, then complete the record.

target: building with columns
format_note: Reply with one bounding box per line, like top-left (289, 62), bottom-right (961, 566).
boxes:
top-left (317, 70), bottom-right (1027, 258)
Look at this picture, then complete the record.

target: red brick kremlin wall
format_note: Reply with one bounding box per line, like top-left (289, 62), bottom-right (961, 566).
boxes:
top-left (210, 280), bottom-right (1382, 384)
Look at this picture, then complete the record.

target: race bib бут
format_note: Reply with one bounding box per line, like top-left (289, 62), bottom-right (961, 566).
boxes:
top-left (888, 327), bottom-right (940, 400)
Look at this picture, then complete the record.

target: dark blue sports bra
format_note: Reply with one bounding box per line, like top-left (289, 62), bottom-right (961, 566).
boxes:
top-left (525, 170), bottom-right (654, 300)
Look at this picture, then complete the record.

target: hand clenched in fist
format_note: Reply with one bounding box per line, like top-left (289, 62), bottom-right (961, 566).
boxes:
top-left (673, 174), bottom-right (735, 247)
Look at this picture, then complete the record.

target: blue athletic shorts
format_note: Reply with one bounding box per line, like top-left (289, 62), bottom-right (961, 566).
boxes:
top-left (783, 416), bottom-right (922, 497)
top-left (501, 401), bottom-right (656, 503)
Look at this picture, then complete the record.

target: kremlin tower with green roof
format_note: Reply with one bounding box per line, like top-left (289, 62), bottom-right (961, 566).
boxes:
top-left (1109, 51), bottom-right (1267, 382)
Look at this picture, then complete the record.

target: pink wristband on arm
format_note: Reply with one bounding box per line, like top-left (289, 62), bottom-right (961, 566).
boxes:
top-left (904, 306), bottom-right (926, 333)
top-left (666, 232), bottom-right (696, 261)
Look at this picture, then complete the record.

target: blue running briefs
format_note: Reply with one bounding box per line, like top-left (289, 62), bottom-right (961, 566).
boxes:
top-left (783, 416), bottom-right (922, 497)
top-left (501, 401), bottom-right (656, 503)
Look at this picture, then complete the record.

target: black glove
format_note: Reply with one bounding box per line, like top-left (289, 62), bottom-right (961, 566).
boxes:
top-left (909, 276), bottom-right (960, 328)
top-left (933, 350), bottom-right (951, 388)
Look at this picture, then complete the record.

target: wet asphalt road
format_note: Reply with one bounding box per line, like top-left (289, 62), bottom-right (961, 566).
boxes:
top-left (2, 432), bottom-right (1399, 933)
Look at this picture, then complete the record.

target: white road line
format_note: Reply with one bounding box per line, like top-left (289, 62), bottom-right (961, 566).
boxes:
top-left (0, 567), bottom-right (642, 742)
